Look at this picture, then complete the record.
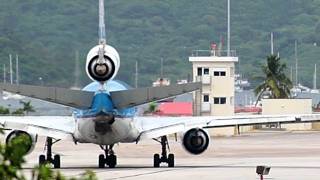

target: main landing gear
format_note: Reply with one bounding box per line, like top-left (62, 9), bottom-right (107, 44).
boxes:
top-left (153, 136), bottom-right (175, 168)
top-left (39, 137), bottom-right (61, 168)
top-left (99, 145), bottom-right (117, 168)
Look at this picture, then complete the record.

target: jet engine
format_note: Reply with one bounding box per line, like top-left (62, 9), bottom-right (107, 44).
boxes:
top-left (86, 45), bottom-right (120, 82)
top-left (5, 130), bottom-right (37, 155)
top-left (182, 128), bottom-right (210, 155)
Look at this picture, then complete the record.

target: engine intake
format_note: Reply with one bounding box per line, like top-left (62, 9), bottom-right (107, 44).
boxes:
top-left (182, 128), bottom-right (210, 155)
top-left (88, 55), bottom-right (115, 82)
top-left (86, 45), bottom-right (120, 82)
top-left (5, 130), bottom-right (37, 155)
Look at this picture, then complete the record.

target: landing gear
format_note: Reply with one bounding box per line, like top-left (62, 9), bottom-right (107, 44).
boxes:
top-left (98, 145), bottom-right (117, 168)
top-left (153, 136), bottom-right (175, 168)
top-left (38, 137), bottom-right (61, 168)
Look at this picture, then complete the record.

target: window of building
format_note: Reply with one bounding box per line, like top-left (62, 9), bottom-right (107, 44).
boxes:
top-left (203, 68), bottom-right (210, 75)
top-left (230, 67), bottom-right (234, 77)
top-left (214, 97), bottom-right (227, 104)
top-left (203, 95), bottom-right (209, 102)
top-left (220, 97), bottom-right (226, 104)
top-left (213, 71), bottom-right (226, 76)
top-left (197, 67), bottom-right (202, 76)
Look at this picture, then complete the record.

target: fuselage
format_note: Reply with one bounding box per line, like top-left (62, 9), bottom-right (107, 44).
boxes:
top-left (73, 81), bottom-right (140, 145)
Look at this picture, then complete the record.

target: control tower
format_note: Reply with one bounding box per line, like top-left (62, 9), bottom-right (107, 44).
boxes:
top-left (189, 50), bottom-right (238, 116)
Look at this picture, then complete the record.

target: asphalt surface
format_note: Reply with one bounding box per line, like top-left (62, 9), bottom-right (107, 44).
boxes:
top-left (23, 130), bottom-right (320, 180)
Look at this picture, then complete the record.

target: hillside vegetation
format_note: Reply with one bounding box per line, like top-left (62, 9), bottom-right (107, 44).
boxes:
top-left (0, 0), bottom-right (320, 88)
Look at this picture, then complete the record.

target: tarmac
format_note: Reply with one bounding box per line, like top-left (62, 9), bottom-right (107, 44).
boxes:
top-left (23, 130), bottom-right (320, 180)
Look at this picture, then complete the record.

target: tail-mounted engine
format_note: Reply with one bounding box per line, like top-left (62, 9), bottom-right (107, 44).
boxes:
top-left (182, 128), bottom-right (210, 155)
top-left (5, 130), bottom-right (37, 155)
top-left (86, 45), bottom-right (120, 82)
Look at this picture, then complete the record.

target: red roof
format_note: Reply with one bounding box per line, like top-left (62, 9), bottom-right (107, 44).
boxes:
top-left (156, 102), bottom-right (193, 116)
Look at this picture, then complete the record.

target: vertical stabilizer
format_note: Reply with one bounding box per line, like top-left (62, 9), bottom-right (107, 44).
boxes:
top-left (99, 0), bottom-right (106, 45)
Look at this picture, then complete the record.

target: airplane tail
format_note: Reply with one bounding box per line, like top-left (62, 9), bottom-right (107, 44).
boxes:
top-left (98, 0), bottom-right (106, 45)
top-left (0, 82), bottom-right (201, 110)
top-left (110, 82), bottom-right (201, 109)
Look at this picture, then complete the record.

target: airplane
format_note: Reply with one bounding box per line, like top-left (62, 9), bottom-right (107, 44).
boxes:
top-left (1, 0), bottom-right (320, 169)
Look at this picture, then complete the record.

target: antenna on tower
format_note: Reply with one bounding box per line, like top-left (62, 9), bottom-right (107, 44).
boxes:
top-left (16, 54), bottom-right (19, 85)
top-left (227, 0), bottom-right (231, 56)
top-left (290, 66), bottom-right (293, 82)
top-left (9, 54), bottom-right (13, 84)
top-left (270, 32), bottom-right (274, 55)
top-left (295, 40), bottom-right (298, 86)
top-left (135, 61), bottom-right (138, 88)
top-left (3, 64), bottom-right (6, 83)
top-left (74, 50), bottom-right (80, 88)
top-left (314, 64), bottom-right (317, 90)
top-left (160, 58), bottom-right (164, 79)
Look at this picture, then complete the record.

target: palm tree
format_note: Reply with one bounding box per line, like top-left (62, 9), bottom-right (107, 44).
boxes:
top-left (19, 100), bottom-right (35, 115)
top-left (254, 55), bottom-right (293, 104)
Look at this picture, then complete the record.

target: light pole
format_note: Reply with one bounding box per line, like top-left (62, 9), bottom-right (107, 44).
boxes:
top-left (38, 77), bottom-right (44, 86)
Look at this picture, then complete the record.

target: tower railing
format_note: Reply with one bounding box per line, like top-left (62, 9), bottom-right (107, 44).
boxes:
top-left (191, 50), bottom-right (237, 57)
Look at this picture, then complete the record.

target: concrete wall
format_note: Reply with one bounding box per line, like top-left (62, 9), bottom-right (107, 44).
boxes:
top-left (262, 99), bottom-right (313, 130)
top-left (262, 99), bottom-right (312, 115)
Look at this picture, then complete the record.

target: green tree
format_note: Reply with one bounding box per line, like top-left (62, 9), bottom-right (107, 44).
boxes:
top-left (148, 102), bottom-right (158, 113)
top-left (254, 55), bottom-right (293, 103)
top-left (0, 130), bottom-right (98, 179)
top-left (0, 131), bottom-right (30, 179)
top-left (11, 108), bottom-right (25, 115)
top-left (0, 106), bottom-right (10, 115)
top-left (19, 101), bottom-right (35, 115)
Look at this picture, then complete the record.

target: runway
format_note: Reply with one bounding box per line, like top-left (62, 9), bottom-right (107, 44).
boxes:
top-left (23, 130), bottom-right (320, 180)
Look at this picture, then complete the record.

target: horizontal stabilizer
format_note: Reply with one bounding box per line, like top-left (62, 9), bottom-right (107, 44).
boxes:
top-left (110, 82), bottom-right (201, 109)
top-left (0, 83), bottom-right (94, 109)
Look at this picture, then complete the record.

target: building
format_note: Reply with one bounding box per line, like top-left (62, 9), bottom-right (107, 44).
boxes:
top-left (155, 102), bottom-right (193, 116)
top-left (152, 78), bottom-right (170, 87)
top-left (189, 50), bottom-right (238, 116)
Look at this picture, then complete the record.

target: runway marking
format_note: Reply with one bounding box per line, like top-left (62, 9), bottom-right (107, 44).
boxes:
top-left (57, 163), bottom-right (320, 180)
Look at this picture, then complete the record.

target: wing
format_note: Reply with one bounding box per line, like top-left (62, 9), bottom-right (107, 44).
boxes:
top-left (0, 83), bottom-right (94, 109)
top-left (136, 114), bottom-right (320, 140)
top-left (0, 116), bottom-right (75, 140)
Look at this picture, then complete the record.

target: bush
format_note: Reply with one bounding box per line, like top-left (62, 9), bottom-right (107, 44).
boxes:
top-left (0, 130), bottom-right (98, 180)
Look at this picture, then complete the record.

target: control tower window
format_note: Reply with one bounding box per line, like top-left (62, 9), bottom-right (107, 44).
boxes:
top-left (214, 97), bottom-right (227, 104)
top-left (203, 68), bottom-right (209, 75)
top-left (203, 95), bottom-right (209, 102)
top-left (214, 71), bottom-right (226, 76)
top-left (197, 67), bottom-right (202, 76)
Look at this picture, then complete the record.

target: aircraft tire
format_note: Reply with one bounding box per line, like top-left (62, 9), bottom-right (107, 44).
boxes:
top-left (53, 155), bottom-right (61, 168)
top-left (39, 155), bottom-right (46, 165)
top-left (99, 154), bottom-right (105, 168)
top-left (108, 155), bottom-right (117, 168)
top-left (168, 154), bottom-right (174, 168)
top-left (153, 154), bottom-right (160, 167)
